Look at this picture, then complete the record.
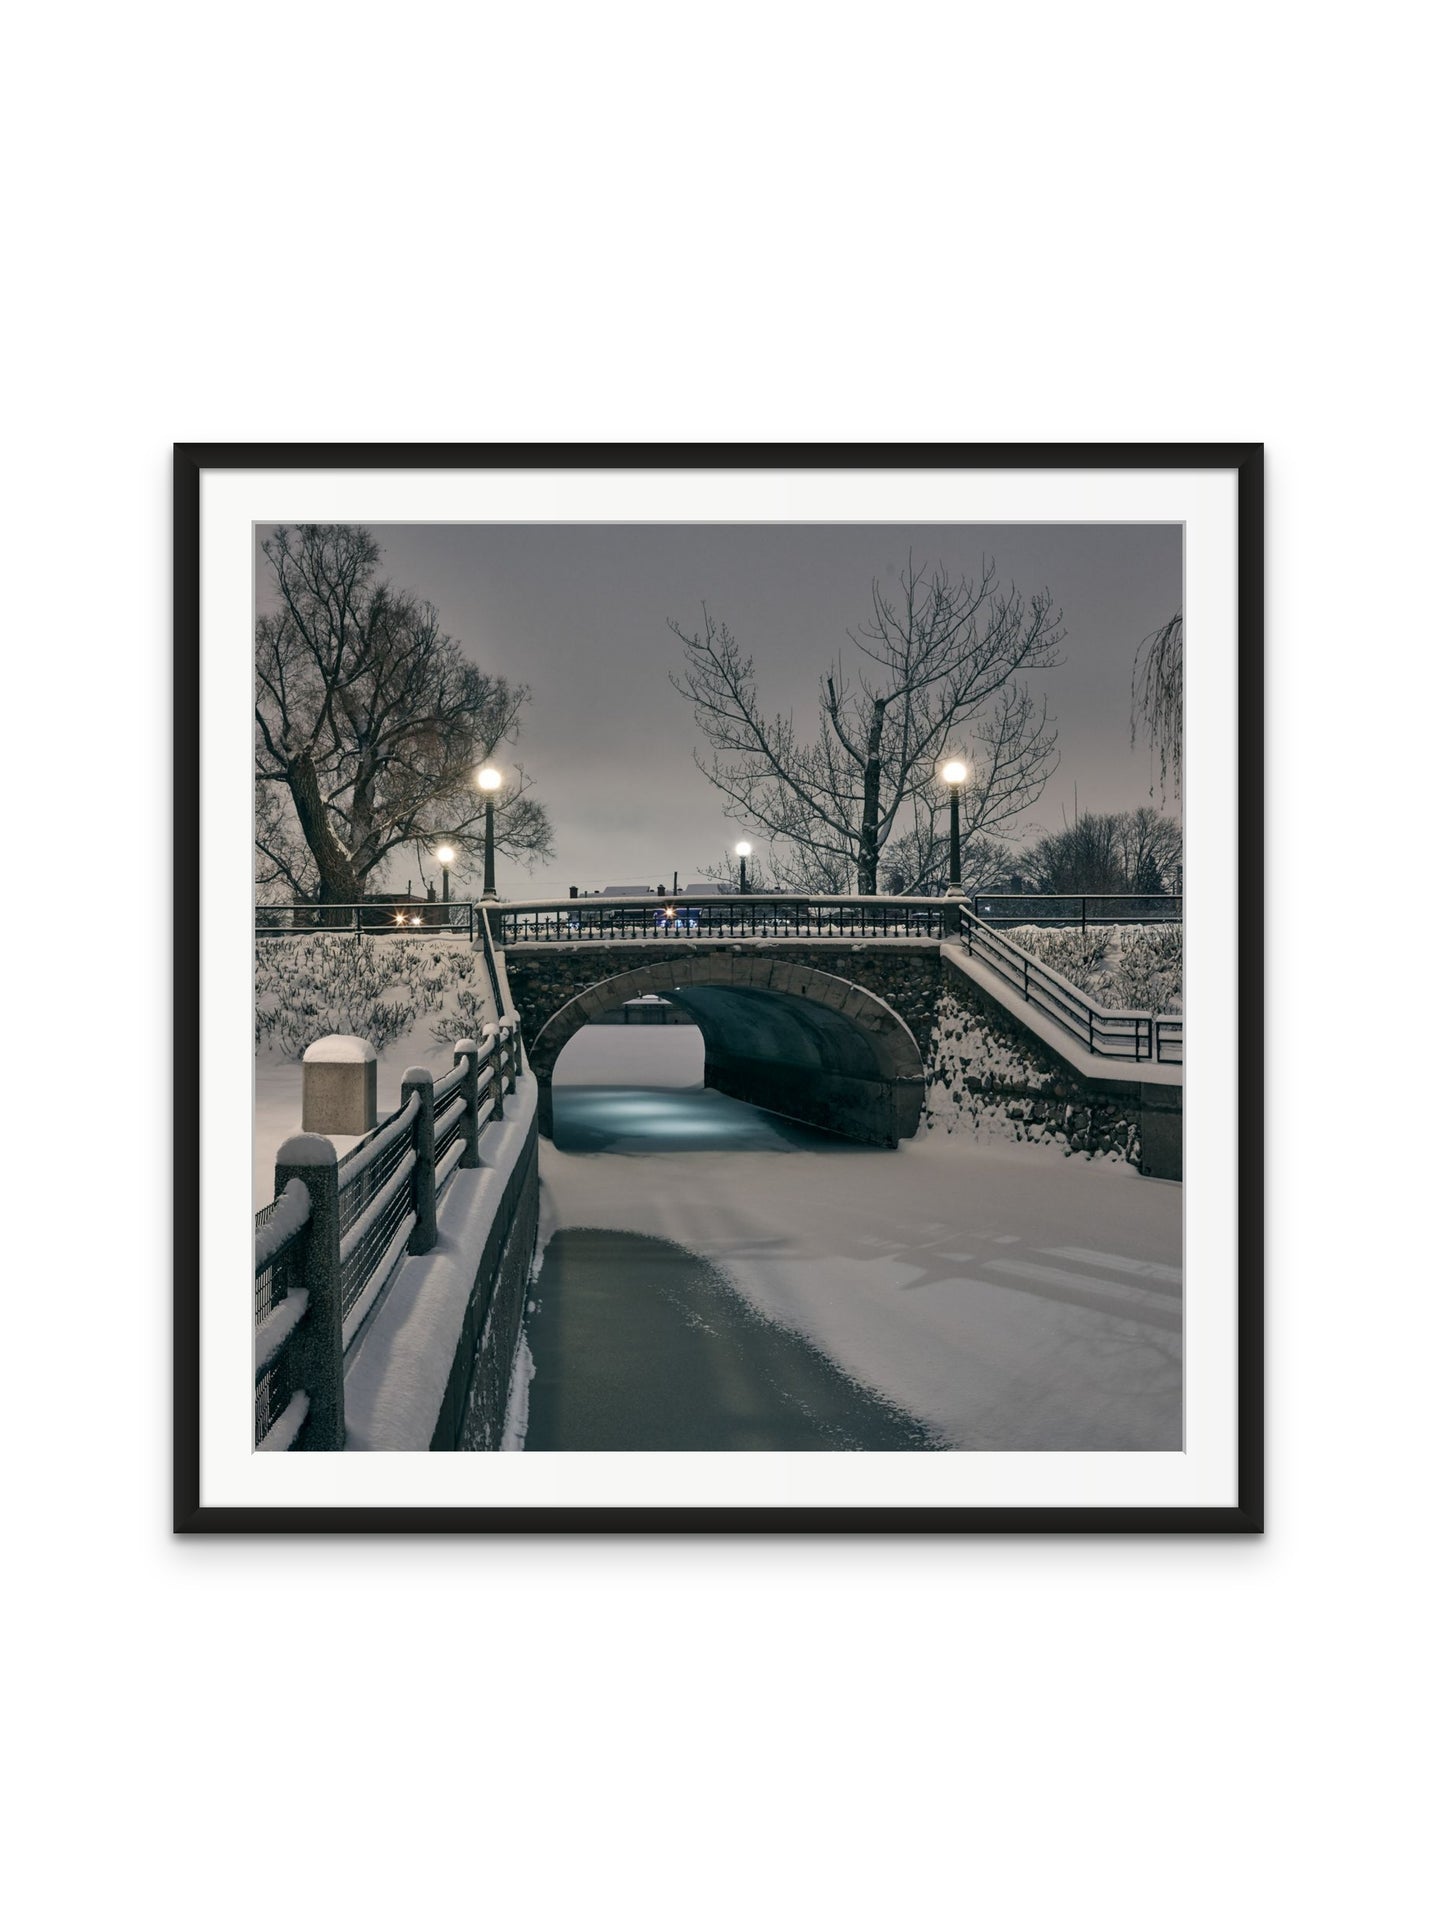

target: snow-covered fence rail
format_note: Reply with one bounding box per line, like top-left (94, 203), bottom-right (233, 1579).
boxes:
top-left (956, 903), bottom-right (1178, 1066)
top-left (253, 1019), bottom-right (525, 1450)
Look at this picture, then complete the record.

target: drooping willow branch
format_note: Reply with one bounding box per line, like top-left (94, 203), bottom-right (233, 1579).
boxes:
top-left (1131, 613), bottom-right (1183, 798)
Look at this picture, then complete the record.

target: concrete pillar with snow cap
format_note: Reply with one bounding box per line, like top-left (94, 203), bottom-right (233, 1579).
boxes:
top-left (302, 1033), bottom-right (377, 1136)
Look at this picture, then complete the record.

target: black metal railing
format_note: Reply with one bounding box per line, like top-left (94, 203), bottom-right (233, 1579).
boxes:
top-left (255, 901), bottom-right (476, 941)
top-left (971, 893), bottom-right (1182, 930)
top-left (496, 894), bottom-right (946, 944)
top-left (956, 904), bottom-right (1180, 1067)
top-left (253, 1016), bottom-right (524, 1450)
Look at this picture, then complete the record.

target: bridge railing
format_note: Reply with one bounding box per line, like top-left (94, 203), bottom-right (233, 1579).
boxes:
top-left (253, 1017), bottom-right (524, 1450)
top-left (956, 903), bottom-right (1180, 1067)
top-left (971, 892), bottom-right (1182, 930)
top-left (255, 901), bottom-right (476, 941)
top-left (496, 894), bottom-right (947, 943)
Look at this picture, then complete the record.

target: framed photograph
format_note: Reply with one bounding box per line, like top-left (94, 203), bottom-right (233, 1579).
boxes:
top-left (175, 443), bottom-right (1262, 1533)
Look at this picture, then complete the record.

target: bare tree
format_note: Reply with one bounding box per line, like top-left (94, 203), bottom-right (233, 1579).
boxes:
top-left (1117, 805), bottom-right (1182, 892)
top-left (670, 557), bottom-right (1063, 894)
top-left (1131, 612), bottom-right (1183, 798)
top-left (254, 525), bottom-right (553, 902)
top-left (1022, 804), bottom-right (1180, 894)
top-left (879, 806), bottom-right (1011, 897)
top-left (1023, 810), bottom-right (1125, 893)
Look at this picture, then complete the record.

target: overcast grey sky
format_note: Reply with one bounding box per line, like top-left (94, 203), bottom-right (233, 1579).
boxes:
top-left (258, 521), bottom-right (1181, 897)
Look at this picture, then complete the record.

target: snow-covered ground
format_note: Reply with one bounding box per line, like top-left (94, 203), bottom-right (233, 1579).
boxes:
top-left (254, 934), bottom-right (489, 1207)
top-left (254, 1013), bottom-right (484, 1210)
top-left (539, 1026), bottom-right (1183, 1450)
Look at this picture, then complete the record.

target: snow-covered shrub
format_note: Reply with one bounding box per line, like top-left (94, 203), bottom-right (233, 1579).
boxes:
top-left (255, 936), bottom-right (475, 1058)
top-left (1000, 923), bottom-right (1182, 1015)
top-left (432, 987), bottom-right (492, 1047)
top-left (1113, 924), bottom-right (1182, 1014)
top-left (1007, 924), bottom-right (1112, 983)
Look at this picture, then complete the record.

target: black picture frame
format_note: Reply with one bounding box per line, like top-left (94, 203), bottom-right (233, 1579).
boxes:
top-left (175, 442), bottom-right (1263, 1535)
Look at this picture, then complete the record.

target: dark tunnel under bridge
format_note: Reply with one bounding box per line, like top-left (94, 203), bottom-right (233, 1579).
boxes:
top-left (525, 955), bottom-right (927, 1148)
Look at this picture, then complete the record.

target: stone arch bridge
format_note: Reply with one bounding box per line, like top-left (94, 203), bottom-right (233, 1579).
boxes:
top-left (493, 898), bottom-right (1182, 1174)
top-left (512, 945), bottom-right (932, 1146)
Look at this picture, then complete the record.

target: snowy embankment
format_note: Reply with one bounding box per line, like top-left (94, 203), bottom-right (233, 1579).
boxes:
top-left (536, 1028), bottom-right (1183, 1450)
top-left (254, 935), bottom-right (489, 1210)
top-left (1004, 922), bottom-right (1183, 1015)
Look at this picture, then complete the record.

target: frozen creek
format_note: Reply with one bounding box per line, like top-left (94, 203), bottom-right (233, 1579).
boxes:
top-left (519, 1026), bottom-right (1184, 1452)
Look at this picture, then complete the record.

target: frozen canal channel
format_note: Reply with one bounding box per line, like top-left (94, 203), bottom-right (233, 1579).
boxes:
top-left (517, 1027), bottom-right (1184, 1452)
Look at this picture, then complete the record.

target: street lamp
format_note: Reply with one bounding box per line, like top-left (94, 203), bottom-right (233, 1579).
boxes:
top-left (435, 843), bottom-right (456, 905)
top-left (941, 758), bottom-right (968, 895)
top-left (735, 840), bottom-right (752, 894)
top-left (476, 767), bottom-right (502, 900)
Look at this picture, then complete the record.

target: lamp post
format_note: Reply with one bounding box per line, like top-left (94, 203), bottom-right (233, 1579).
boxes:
top-left (941, 759), bottom-right (968, 895)
top-left (476, 767), bottom-right (502, 900)
top-left (735, 840), bottom-right (752, 894)
top-left (435, 844), bottom-right (456, 905)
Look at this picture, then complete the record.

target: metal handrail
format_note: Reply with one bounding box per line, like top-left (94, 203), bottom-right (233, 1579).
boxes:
top-left (497, 895), bottom-right (946, 943)
top-left (956, 904), bottom-right (1175, 1065)
top-left (256, 901), bottom-right (476, 941)
top-left (972, 892), bottom-right (1182, 929)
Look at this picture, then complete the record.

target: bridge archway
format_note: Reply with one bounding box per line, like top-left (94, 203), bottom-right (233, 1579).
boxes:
top-left (530, 955), bottom-right (924, 1148)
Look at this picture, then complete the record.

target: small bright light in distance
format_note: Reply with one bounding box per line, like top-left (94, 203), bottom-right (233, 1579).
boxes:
top-left (435, 844), bottom-right (456, 865)
top-left (735, 841), bottom-right (753, 857)
top-left (477, 767), bottom-right (503, 792)
top-left (942, 759), bottom-right (968, 786)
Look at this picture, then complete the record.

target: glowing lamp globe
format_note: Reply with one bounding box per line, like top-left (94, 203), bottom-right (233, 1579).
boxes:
top-left (735, 840), bottom-right (753, 857)
top-left (435, 845), bottom-right (456, 866)
top-left (942, 759), bottom-right (968, 786)
top-left (477, 767), bottom-right (503, 793)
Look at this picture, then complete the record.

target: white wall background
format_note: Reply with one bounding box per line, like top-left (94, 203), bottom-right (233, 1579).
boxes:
top-left (5, 3), bottom-right (1437, 1922)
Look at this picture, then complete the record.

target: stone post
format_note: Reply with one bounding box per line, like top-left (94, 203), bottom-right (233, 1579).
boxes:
top-left (401, 1066), bottom-right (437, 1254)
top-left (502, 1011), bottom-right (520, 1091)
top-left (453, 1038), bottom-right (481, 1168)
top-left (273, 1133), bottom-right (345, 1450)
top-left (301, 1034), bottom-right (377, 1136)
